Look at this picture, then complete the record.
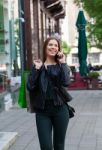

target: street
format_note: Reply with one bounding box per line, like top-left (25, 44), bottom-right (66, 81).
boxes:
top-left (0, 90), bottom-right (102, 150)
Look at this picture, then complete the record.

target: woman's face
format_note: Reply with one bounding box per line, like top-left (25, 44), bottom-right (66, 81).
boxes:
top-left (46, 39), bottom-right (59, 58)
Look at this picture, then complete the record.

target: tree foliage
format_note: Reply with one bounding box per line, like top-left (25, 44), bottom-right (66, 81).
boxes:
top-left (61, 41), bottom-right (71, 55)
top-left (74, 0), bottom-right (102, 49)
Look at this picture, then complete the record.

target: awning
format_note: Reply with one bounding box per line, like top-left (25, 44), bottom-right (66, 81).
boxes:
top-left (44, 0), bottom-right (60, 8)
top-left (49, 3), bottom-right (63, 14)
top-left (44, 0), bottom-right (65, 19)
top-left (45, 1), bottom-right (60, 9)
top-left (53, 9), bottom-right (65, 19)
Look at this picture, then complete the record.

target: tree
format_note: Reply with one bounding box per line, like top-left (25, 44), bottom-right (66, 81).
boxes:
top-left (74, 0), bottom-right (102, 49)
top-left (61, 41), bottom-right (71, 62)
top-left (61, 41), bottom-right (71, 55)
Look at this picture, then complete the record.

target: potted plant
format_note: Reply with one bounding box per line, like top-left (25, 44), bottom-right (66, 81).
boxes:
top-left (88, 71), bottom-right (100, 89)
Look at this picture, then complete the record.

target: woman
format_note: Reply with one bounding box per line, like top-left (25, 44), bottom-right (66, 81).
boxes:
top-left (27, 37), bottom-right (71, 150)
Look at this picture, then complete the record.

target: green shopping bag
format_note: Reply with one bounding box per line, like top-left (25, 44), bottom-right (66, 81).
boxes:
top-left (18, 71), bottom-right (30, 108)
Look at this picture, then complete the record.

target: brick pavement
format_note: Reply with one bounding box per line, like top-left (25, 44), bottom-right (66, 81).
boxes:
top-left (0, 90), bottom-right (102, 150)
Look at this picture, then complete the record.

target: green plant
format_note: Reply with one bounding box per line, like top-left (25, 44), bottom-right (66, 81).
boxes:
top-left (88, 71), bottom-right (100, 78)
top-left (61, 41), bottom-right (71, 55)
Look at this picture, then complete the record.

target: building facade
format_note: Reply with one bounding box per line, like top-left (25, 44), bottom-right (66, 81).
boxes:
top-left (0, 0), bottom-right (11, 78)
top-left (61, 0), bottom-right (102, 67)
top-left (0, 0), bottom-right (20, 78)
top-left (0, 0), bottom-right (66, 87)
top-left (19, 0), bottom-right (66, 70)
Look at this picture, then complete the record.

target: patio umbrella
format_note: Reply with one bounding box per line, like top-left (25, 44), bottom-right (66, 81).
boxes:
top-left (76, 10), bottom-right (88, 76)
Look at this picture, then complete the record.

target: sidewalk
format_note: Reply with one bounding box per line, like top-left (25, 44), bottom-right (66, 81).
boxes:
top-left (0, 90), bottom-right (102, 150)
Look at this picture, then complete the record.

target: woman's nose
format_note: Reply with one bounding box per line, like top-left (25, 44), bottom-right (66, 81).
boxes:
top-left (51, 45), bottom-right (56, 49)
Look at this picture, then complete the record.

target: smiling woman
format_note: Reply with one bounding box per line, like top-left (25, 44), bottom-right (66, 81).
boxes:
top-left (27, 37), bottom-right (72, 150)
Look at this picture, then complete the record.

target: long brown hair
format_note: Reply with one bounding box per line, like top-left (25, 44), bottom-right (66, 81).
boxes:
top-left (42, 37), bottom-right (61, 63)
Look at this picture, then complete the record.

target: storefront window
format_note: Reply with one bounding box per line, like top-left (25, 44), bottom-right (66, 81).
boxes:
top-left (0, 65), bottom-right (8, 93)
top-left (88, 53), bottom-right (100, 63)
top-left (72, 54), bottom-right (78, 64)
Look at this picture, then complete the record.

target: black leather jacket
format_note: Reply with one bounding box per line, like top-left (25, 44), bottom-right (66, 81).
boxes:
top-left (27, 63), bottom-right (71, 112)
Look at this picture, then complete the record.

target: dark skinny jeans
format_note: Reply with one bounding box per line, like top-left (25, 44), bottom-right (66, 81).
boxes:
top-left (36, 102), bottom-right (69, 150)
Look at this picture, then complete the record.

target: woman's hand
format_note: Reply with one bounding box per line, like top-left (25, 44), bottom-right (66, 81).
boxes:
top-left (33, 59), bottom-right (43, 69)
top-left (56, 51), bottom-right (66, 63)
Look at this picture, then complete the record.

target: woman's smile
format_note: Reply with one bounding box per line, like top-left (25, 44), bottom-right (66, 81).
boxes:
top-left (48, 49), bottom-right (58, 55)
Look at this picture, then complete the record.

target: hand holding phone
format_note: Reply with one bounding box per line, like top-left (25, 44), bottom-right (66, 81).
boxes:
top-left (56, 52), bottom-right (66, 63)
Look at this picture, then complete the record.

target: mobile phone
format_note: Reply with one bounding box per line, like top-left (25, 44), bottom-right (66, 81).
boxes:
top-left (55, 53), bottom-right (63, 59)
top-left (55, 54), bottom-right (59, 59)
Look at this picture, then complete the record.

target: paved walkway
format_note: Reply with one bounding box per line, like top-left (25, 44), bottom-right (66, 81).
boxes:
top-left (0, 90), bottom-right (102, 150)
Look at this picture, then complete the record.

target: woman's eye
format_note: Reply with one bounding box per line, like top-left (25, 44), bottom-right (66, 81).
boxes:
top-left (48, 43), bottom-right (53, 46)
top-left (48, 43), bottom-right (58, 47)
top-left (55, 44), bottom-right (58, 47)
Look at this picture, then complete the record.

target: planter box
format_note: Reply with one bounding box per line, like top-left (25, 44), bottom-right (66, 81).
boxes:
top-left (90, 78), bottom-right (99, 89)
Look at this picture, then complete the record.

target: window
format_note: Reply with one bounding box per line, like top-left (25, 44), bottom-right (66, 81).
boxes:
top-left (72, 54), bottom-right (78, 64)
top-left (88, 53), bottom-right (100, 63)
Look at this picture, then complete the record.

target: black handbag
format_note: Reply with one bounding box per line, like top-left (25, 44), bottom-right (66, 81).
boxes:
top-left (65, 103), bottom-right (75, 118)
top-left (58, 86), bottom-right (73, 102)
top-left (47, 75), bottom-right (75, 118)
top-left (56, 87), bottom-right (75, 118)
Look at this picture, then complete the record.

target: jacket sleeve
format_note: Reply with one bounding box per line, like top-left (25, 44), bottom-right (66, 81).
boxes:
top-left (27, 65), bottom-right (41, 91)
top-left (59, 63), bottom-right (71, 87)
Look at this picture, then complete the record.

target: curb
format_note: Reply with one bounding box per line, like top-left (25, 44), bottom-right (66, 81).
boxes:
top-left (0, 132), bottom-right (18, 150)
